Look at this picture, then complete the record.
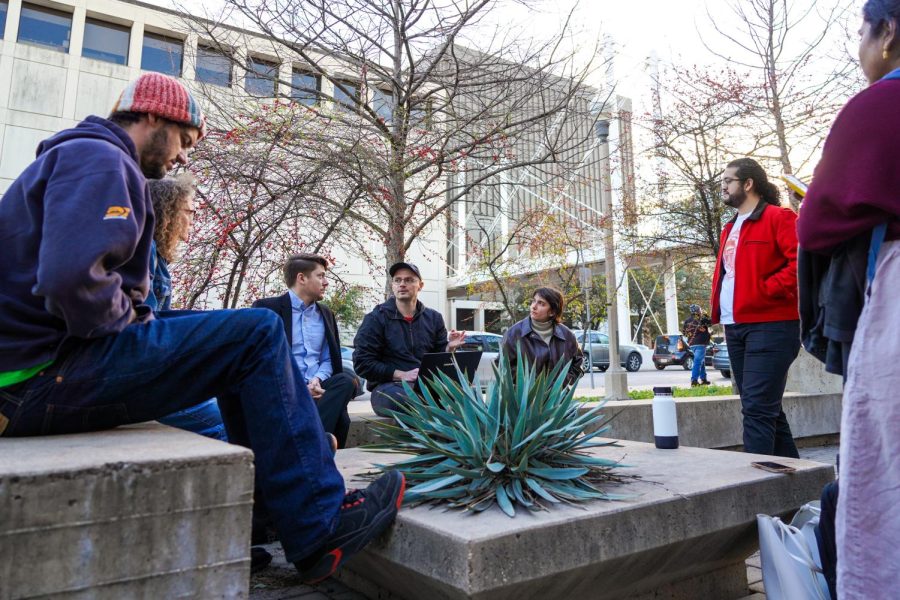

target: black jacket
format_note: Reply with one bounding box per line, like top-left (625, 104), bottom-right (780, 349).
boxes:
top-left (797, 233), bottom-right (869, 378)
top-left (501, 318), bottom-right (583, 386)
top-left (681, 315), bottom-right (711, 346)
top-left (352, 297), bottom-right (448, 390)
top-left (252, 293), bottom-right (343, 376)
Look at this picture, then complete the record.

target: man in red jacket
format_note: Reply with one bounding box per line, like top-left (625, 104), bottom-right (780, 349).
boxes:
top-left (710, 158), bottom-right (800, 458)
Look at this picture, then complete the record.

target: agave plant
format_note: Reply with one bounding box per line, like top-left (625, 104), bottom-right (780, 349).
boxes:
top-left (367, 347), bottom-right (631, 517)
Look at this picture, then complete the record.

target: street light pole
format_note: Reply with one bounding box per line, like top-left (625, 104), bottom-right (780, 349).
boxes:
top-left (580, 260), bottom-right (595, 389)
top-left (596, 119), bottom-right (628, 400)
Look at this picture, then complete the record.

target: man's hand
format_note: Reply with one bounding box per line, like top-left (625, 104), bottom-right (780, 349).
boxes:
top-left (447, 329), bottom-right (467, 352)
top-left (393, 368), bottom-right (419, 382)
top-left (308, 377), bottom-right (325, 400)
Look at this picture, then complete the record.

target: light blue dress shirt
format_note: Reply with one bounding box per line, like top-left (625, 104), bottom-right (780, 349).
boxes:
top-left (288, 289), bottom-right (332, 383)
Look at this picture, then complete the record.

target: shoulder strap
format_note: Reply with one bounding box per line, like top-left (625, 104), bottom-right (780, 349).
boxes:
top-left (867, 223), bottom-right (888, 284)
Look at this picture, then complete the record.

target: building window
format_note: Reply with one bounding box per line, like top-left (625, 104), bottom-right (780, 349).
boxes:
top-left (196, 45), bottom-right (232, 87)
top-left (0, 1), bottom-right (8, 40)
top-left (291, 70), bottom-right (319, 106)
top-left (245, 57), bottom-right (279, 97)
top-left (17, 3), bottom-right (72, 52)
top-left (372, 88), bottom-right (393, 122)
top-left (333, 80), bottom-right (359, 110)
top-left (82, 18), bottom-right (130, 65)
top-left (456, 308), bottom-right (475, 331)
top-left (141, 32), bottom-right (183, 76)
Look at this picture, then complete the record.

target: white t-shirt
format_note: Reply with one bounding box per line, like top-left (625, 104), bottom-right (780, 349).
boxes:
top-left (719, 212), bottom-right (751, 325)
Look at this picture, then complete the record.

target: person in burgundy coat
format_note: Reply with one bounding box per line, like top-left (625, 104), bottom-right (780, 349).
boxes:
top-left (797, 2), bottom-right (900, 596)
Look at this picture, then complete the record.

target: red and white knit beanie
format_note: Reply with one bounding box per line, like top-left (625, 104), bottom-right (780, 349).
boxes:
top-left (112, 73), bottom-right (207, 139)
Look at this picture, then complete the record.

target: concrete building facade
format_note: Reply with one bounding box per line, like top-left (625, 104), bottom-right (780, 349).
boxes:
top-left (0, 0), bottom-right (448, 322)
top-left (0, 0), bottom-right (669, 338)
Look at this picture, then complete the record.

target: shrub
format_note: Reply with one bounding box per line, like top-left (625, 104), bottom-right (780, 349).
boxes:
top-left (368, 349), bottom-right (630, 517)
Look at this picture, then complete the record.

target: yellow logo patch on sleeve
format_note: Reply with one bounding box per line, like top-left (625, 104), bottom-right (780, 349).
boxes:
top-left (103, 206), bottom-right (131, 220)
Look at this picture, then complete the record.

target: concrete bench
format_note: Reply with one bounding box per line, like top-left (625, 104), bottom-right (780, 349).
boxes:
top-left (334, 441), bottom-right (834, 600)
top-left (346, 392), bottom-right (842, 449)
top-left (0, 422), bottom-right (254, 599)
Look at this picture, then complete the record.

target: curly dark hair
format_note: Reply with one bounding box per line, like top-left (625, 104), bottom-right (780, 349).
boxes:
top-left (726, 158), bottom-right (781, 206)
top-left (148, 173), bottom-right (196, 262)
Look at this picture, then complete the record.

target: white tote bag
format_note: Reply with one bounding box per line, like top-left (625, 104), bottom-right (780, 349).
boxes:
top-left (757, 502), bottom-right (830, 600)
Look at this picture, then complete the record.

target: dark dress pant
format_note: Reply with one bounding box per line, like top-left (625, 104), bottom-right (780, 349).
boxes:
top-left (316, 372), bottom-right (356, 448)
top-left (725, 320), bottom-right (801, 458)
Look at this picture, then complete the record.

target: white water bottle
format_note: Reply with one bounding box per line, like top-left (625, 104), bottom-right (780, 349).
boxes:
top-left (652, 386), bottom-right (679, 449)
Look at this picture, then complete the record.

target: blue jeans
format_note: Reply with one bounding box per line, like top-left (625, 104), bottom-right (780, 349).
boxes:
top-left (0, 308), bottom-right (344, 563)
top-left (158, 398), bottom-right (228, 441)
top-left (725, 320), bottom-right (801, 458)
top-left (690, 344), bottom-right (707, 382)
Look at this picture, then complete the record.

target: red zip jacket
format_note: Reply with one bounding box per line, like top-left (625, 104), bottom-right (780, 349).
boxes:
top-left (710, 201), bottom-right (799, 325)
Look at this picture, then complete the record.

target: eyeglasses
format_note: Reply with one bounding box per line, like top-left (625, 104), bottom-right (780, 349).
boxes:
top-left (721, 177), bottom-right (746, 186)
top-left (392, 277), bottom-right (418, 285)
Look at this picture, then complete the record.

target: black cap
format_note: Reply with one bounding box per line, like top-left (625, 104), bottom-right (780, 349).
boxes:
top-left (389, 261), bottom-right (422, 280)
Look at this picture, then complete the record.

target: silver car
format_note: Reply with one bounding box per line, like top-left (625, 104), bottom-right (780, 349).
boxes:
top-left (458, 331), bottom-right (503, 389)
top-left (572, 329), bottom-right (644, 372)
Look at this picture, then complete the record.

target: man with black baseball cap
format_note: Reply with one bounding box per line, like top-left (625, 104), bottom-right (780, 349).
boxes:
top-left (353, 262), bottom-right (466, 415)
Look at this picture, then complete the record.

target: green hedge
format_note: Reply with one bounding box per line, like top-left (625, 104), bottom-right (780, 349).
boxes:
top-left (578, 384), bottom-right (735, 402)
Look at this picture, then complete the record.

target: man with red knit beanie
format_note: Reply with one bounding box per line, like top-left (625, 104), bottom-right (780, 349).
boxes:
top-left (0, 73), bottom-right (404, 584)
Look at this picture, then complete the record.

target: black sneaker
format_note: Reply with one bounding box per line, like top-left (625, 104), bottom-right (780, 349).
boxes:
top-left (699, 379), bottom-right (711, 385)
top-left (294, 470), bottom-right (406, 583)
top-left (690, 380), bottom-right (699, 387)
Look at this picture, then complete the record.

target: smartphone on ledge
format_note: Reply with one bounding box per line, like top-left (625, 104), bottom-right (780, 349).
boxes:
top-left (751, 461), bottom-right (796, 474)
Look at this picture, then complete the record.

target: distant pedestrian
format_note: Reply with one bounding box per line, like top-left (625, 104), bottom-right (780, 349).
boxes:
top-left (710, 157), bottom-right (800, 458)
top-left (796, 2), bottom-right (900, 596)
top-left (681, 304), bottom-right (711, 386)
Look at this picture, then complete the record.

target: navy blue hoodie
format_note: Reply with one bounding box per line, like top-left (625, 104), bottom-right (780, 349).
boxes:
top-left (0, 116), bottom-right (154, 371)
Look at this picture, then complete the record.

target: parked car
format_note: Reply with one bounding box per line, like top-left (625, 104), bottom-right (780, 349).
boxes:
top-left (652, 334), bottom-right (694, 371)
top-left (572, 330), bottom-right (644, 372)
top-left (712, 342), bottom-right (731, 378)
top-left (704, 342), bottom-right (717, 367)
top-left (652, 335), bottom-right (719, 371)
top-left (458, 331), bottom-right (503, 390)
top-left (340, 346), bottom-right (366, 394)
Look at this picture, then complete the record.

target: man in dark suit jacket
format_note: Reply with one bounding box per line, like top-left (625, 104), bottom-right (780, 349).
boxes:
top-left (253, 254), bottom-right (357, 447)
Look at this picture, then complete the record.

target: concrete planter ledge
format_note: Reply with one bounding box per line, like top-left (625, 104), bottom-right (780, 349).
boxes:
top-left (334, 441), bottom-right (833, 600)
top-left (0, 423), bottom-right (255, 599)
top-left (346, 392), bottom-right (841, 450)
top-left (584, 392), bottom-right (841, 449)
